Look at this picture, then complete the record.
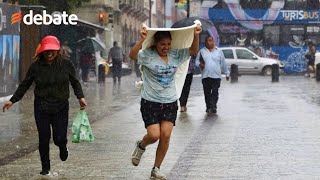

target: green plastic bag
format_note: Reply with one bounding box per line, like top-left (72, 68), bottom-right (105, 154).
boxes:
top-left (71, 110), bottom-right (94, 143)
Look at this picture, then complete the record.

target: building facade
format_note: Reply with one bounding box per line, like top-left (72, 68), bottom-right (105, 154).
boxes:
top-left (119, 0), bottom-right (150, 55)
top-left (73, 0), bottom-right (156, 58)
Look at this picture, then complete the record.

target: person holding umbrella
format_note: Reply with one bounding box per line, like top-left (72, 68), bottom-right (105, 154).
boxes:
top-left (129, 23), bottom-right (202, 179)
top-left (79, 51), bottom-right (95, 82)
top-left (78, 37), bottom-right (106, 82)
top-left (2, 35), bottom-right (87, 176)
top-left (179, 54), bottom-right (197, 112)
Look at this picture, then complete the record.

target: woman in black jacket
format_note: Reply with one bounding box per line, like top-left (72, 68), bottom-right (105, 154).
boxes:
top-left (2, 35), bottom-right (87, 176)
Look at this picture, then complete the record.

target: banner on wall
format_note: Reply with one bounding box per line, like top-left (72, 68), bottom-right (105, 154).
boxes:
top-left (176, 0), bottom-right (188, 21)
top-left (0, 3), bottom-right (21, 98)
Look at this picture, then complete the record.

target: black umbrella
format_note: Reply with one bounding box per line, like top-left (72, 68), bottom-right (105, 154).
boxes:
top-left (171, 17), bottom-right (214, 30)
top-left (77, 37), bottom-right (106, 53)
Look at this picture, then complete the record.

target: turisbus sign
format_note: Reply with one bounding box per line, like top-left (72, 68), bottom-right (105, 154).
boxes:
top-left (280, 10), bottom-right (319, 21)
top-left (22, 10), bottom-right (78, 25)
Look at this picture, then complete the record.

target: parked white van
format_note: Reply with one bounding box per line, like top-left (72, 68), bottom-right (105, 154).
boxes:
top-left (219, 47), bottom-right (284, 75)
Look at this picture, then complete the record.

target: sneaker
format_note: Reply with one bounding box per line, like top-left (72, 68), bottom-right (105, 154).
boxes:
top-left (150, 167), bottom-right (166, 180)
top-left (59, 147), bottom-right (68, 161)
top-left (305, 73), bottom-right (310, 77)
top-left (180, 106), bottom-right (187, 112)
top-left (131, 140), bottom-right (145, 166)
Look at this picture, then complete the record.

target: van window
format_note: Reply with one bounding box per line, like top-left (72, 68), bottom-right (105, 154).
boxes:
top-left (222, 49), bottom-right (234, 59)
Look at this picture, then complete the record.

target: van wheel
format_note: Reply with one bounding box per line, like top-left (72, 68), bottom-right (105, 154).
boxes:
top-left (262, 66), bottom-right (272, 76)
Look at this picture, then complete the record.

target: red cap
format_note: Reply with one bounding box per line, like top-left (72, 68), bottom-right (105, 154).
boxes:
top-left (36, 35), bottom-right (60, 54)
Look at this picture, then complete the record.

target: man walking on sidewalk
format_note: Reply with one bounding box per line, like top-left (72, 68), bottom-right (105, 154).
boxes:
top-left (196, 36), bottom-right (229, 114)
top-left (108, 41), bottom-right (125, 84)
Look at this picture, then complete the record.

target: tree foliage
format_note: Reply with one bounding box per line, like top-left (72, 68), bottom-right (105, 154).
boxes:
top-left (18, 0), bottom-right (90, 13)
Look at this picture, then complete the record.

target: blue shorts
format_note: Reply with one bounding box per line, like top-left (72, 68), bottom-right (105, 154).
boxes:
top-left (140, 98), bottom-right (178, 128)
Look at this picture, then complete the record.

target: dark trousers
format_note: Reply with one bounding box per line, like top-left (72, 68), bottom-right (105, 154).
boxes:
top-left (80, 64), bottom-right (90, 82)
top-left (112, 62), bottom-right (122, 83)
top-left (135, 61), bottom-right (141, 77)
top-left (202, 78), bottom-right (221, 110)
top-left (112, 59), bottom-right (122, 83)
top-left (179, 73), bottom-right (193, 106)
top-left (34, 98), bottom-right (69, 171)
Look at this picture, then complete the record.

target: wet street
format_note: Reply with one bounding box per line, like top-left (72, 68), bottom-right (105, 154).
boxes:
top-left (1, 74), bottom-right (320, 179)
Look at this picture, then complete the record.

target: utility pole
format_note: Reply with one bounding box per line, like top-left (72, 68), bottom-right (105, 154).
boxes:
top-left (187, 0), bottom-right (190, 18)
top-left (165, 0), bottom-right (172, 27)
top-left (149, 0), bottom-right (152, 26)
top-left (163, 0), bottom-right (166, 27)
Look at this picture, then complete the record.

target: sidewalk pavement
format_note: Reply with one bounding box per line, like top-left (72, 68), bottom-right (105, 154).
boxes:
top-left (1, 75), bottom-right (320, 179)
